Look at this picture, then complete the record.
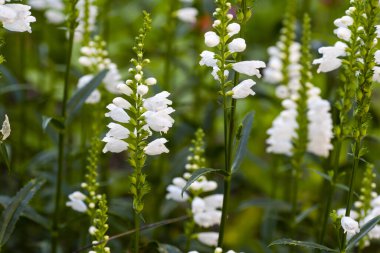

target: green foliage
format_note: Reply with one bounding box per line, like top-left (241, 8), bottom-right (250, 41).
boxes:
top-left (269, 238), bottom-right (338, 252)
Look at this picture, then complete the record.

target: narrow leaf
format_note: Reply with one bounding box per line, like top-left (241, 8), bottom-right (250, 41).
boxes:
top-left (346, 215), bottom-right (380, 251)
top-left (232, 112), bottom-right (254, 172)
top-left (181, 168), bottom-right (229, 196)
top-left (42, 116), bottom-right (65, 132)
top-left (269, 239), bottom-right (338, 252)
top-left (0, 143), bottom-right (10, 171)
top-left (295, 205), bottom-right (318, 224)
top-left (0, 178), bottom-right (45, 246)
top-left (66, 69), bottom-right (108, 123)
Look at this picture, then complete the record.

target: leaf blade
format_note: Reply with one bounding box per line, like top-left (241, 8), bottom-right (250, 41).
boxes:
top-left (269, 238), bottom-right (338, 252)
top-left (232, 112), bottom-right (254, 172)
top-left (346, 215), bottom-right (380, 251)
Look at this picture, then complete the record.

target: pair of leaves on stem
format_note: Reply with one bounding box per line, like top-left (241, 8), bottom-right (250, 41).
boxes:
top-left (181, 112), bottom-right (254, 195)
top-left (42, 69), bottom-right (109, 132)
top-left (269, 215), bottom-right (380, 252)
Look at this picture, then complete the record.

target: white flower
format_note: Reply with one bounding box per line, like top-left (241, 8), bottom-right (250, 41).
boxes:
top-left (113, 97), bottom-right (131, 109)
top-left (227, 22), bottom-right (240, 37)
top-left (341, 216), bottom-right (360, 236)
top-left (313, 41), bottom-right (347, 73)
top-left (45, 9), bottom-right (65, 24)
top-left (117, 83), bottom-right (133, 96)
top-left (74, 0), bottom-right (98, 42)
top-left (105, 104), bottom-right (130, 123)
top-left (144, 138), bottom-right (169, 155)
top-left (104, 63), bottom-right (124, 94)
top-left (199, 50), bottom-right (217, 67)
top-left (232, 60), bottom-right (266, 77)
top-left (166, 184), bottom-right (189, 202)
top-left (334, 16), bottom-right (353, 28)
top-left (0, 4), bottom-right (36, 33)
top-left (66, 191), bottom-right (87, 213)
top-left (102, 137), bottom-right (128, 153)
top-left (232, 79), bottom-right (256, 99)
top-left (211, 66), bottom-right (229, 81)
top-left (204, 31), bottom-right (220, 47)
top-left (373, 66), bottom-right (380, 82)
top-left (1, 114), bottom-right (10, 141)
top-left (337, 209), bottom-right (359, 220)
top-left (176, 7), bottom-right (198, 24)
top-left (192, 196), bottom-right (222, 227)
top-left (228, 38), bottom-right (246, 53)
top-left (144, 107), bottom-right (175, 133)
top-left (137, 84), bottom-right (149, 96)
top-left (106, 123), bottom-right (130, 139)
top-left (197, 232), bottom-right (219, 247)
top-left (89, 226), bottom-right (97, 235)
top-left (143, 91), bottom-right (172, 112)
top-left (334, 27), bottom-right (351, 41)
top-left (145, 77), bottom-right (157, 86)
top-left (77, 75), bottom-right (101, 104)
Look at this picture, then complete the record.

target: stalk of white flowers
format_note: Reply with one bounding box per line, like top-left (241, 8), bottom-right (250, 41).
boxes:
top-left (74, 0), bottom-right (97, 43)
top-left (77, 36), bottom-right (124, 104)
top-left (103, 13), bottom-right (173, 253)
top-left (0, 1), bottom-right (36, 33)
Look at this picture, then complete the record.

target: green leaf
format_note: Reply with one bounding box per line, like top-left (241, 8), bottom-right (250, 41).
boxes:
top-left (295, 204), bottom-right (318, 224)
top-left (0, 178), bottom-right (45, 247)
top-left (232, 112), bottom-right (254, 172)
top-left (157, 243), bottom-right (183, 253)
top-left (0, 143), bottom-right (10, 171)
top-left (312, 169), bottom-right (332, 182)
top-left (66, 69), bottom-right (108, 123)
top-left (346, 215), bottom-right (380, 251)
top-left (269, 239), bottom-right (338, 252)
top-left (181, 168), bottom-right (229, 196)
top-left (41, 116), bottom-right (65, 132)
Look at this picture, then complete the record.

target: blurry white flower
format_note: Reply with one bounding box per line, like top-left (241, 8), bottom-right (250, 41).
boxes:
top-left (313, 41), bottom-right (347, 73)
top-left (227, 22), bottom-right (240, 37)
top-left (145, 77), bottom-right (157, 86)
top-left (334, 27), bottom-right (351, 41)
top-left (176, 7), bottom-right (198, 24)
top-left (199, 50), bottom-right (217, 67)
top-left (74, 0), bottom-right (98, 42)
top-left (77, 74), bottom-right (101, 104)
top-left (166, 177), bottom-right (189, 202)
top-left (1, 114), bottom-right (10, 141)
top-left (144, 138), bottom-right (169, 155)
top-left (197, 232), bottom-right (219, 247)
top-left (66, 191), bottom-right (87, 213)
top-left (0, 4), bottom-right (36, 33)
top-left (228, 38), bottom-right (246, 53)
top-left (232, 60), bottom-right (266, 77)
top-left (137, 84), bottom-right (149, 96)
top-left (341, 216), bottom-right (360, 236)
top-left (102, 137), bottom-right (128, 153)
top-left (334, 16), bottom-right (353, 28)
top-left (211, 66), bottom-right (229, 81)
top-left (232, 79), bottom-right (255, 99)
top-left (204, 31), bottom-right (220, 47)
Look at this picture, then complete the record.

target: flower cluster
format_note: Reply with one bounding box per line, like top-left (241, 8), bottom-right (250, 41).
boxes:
top-left (199, 0), bottom-right (265, 99)
top-left (176, 0), bottom-right (198, 25)
top-left (0, 0), bottom-right (36, 33)
top-left (75, 0), bottom-right (98, 42)
top-left (28, 0), bottom-right (64, 24)
top-left (264, 41), bottom-right (301, 99)
top-left (266, 85), bottom-right (333, 157)
top-left (313, 2), bottom-right (380, 82)
top-left (77, 36), bottom-right (124, 104)
top-left (166, 129), bottom-right (222, 247)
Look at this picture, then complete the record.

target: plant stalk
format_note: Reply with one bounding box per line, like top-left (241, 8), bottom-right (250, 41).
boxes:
top-left (51, 17), bottom-right (76, 253)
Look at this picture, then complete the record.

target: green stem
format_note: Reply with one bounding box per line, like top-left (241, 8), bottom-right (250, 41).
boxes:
top-left (318, 140), bottom-right (342, 247)
top-left (135, 213), bottom-right (140, 253)
top-left (339, 139), bottom-right (361, 251)
top-left (51, 16), bottom-right (76, 253)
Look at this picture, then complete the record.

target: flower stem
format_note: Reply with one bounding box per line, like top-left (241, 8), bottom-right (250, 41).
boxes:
top-left (51, 11), bottom-right (76, 253)
top-left (135, 213), bottom-right (140, 253)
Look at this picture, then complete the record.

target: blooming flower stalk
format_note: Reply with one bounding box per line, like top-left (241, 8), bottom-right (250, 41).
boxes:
top-left (102, 12), bottom-right (174, 253)
top-left (28, 0), bottom-right (64, 24)
top-left (199, 0), bottom-right (264, 246)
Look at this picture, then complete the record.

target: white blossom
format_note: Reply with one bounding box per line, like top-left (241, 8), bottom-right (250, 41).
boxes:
top-left (231, 79), bottom-right (256, 99)
top-left (176, 7), bottom-right (198, 24)
top-left (66, 191), bottom-right (87, 213)
top-left (232, 60), bottom-right (266, 78)
top-left (106, 123), bottom-right (130, 139)
top-left (197, 232), bottom-right (219, 247)
top-left (77, 75), bottom-right (101, 104)
top-left (144, 138), bottom-right (169, 155)
top-left (227, 22), bottom-right (240, 37)
top-left (105, 104), bottom-right (130, 123)
top-left (228, 38), bottom-right (246, 53)
top-left (341, 216), bottom-right (360, 236)
top-left (102, 137), bottom-right (128, 153)
top-left (313, 41), bottom-right (347, 73)
top-left (199, 50), bottom-right (217, 67)
top-left (204, 31), bottom-right (220, 47)
top-left (1, 114), bottom-right (10, 141)
top-left (0, 3), bottom-right (36, 33)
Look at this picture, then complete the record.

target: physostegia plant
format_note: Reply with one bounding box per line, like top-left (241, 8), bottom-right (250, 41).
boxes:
top-left (199, 0), bottom-right (265, 247)
top-left (102, 12), bottom-right (175, 253)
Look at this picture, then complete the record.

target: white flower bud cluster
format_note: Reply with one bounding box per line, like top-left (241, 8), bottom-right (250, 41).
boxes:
top-left (199, 1), bottom-right (265, 100)
top-left (103, 67), bottom-right (174, 156)
top-left (266, 86), bottom-right (333, 157)
top-left (263, 41), bottom-right (302, 99)
top-left (77, 39), bottom-right (124, 104)
top-left (28, 0), bottom-right (64, 24)
top-left (74, 0), bottom-right (98, 42)
top-left (314, 3), bottom-right (380, 82)
top-left (0, 0), bottom-right (36, 33)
